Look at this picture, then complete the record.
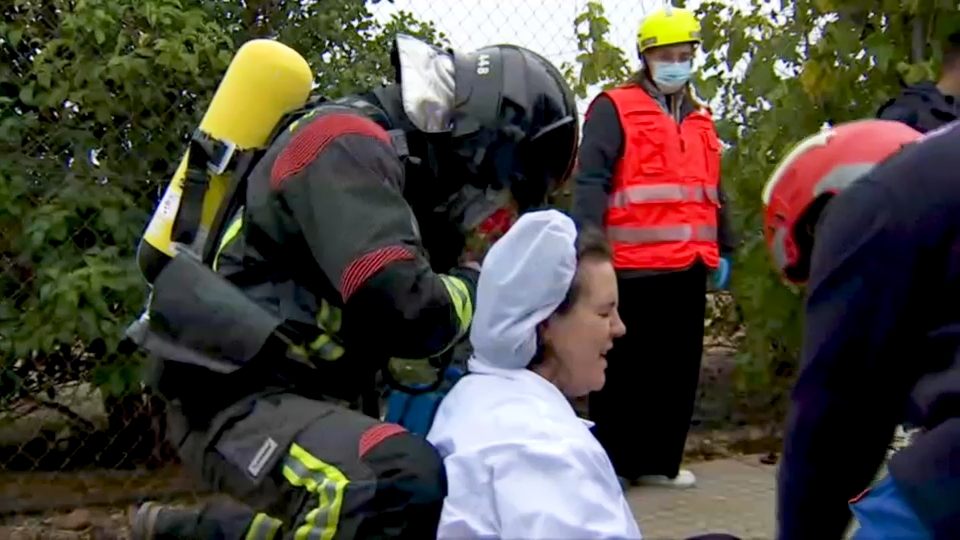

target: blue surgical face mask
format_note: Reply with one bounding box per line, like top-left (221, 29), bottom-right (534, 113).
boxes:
top-left (651, 60), bottom-right (692, 94)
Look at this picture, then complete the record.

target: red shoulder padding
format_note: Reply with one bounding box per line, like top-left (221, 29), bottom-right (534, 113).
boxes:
top-left (359, 423), bottom-right (408, 458)
top-left (271, 113), bottom-right (391, 190)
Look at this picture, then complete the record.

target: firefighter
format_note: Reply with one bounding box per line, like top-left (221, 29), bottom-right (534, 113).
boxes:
top-left (128, 34), bottom-right (579, 539)
top-left (572, 5), bottom-right (735, 488)
top-left (761, 119), bottom-right (960, 539)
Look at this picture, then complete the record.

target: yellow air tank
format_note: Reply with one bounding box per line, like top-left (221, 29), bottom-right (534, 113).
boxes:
top-left (137, 39), bottom-right (313, 283)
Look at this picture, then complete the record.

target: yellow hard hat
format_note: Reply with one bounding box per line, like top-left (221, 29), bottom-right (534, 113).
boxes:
top-left (637, 5), bottom-right (702, 53)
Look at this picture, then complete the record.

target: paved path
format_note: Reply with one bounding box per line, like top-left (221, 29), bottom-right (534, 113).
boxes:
top-left (6, 454), bottom-right (873, 539)
top-left (627, 455), bottom-right (777, 539)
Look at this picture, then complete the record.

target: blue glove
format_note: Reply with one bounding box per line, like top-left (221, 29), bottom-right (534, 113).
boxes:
top-left (713, 256), bottom-right (731, 290)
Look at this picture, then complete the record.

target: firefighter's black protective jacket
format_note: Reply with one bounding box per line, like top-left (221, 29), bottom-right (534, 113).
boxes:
top-left (150, 87), bottom-right (479, 421)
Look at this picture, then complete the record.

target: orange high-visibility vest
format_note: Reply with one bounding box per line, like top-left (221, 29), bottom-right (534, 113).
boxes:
top-left (601, 86), bottom-right (722, 270)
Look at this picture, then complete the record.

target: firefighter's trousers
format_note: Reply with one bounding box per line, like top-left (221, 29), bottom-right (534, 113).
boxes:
top-left (165, 388), bottom-right (447, 539)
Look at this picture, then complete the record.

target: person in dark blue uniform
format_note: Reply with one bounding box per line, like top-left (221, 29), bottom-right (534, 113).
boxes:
top-left (877, 30), bottom-right (959, 133)
top-left (761, 118), bottom-right (960, 539)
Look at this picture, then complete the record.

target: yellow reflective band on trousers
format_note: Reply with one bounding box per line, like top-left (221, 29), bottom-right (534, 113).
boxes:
top-left (439, 275), bottom-right (472, 338)
top-left (608, 184), bottom-right (718, 208)
top-left (281, 443), bottom-right (349, 540)
top-left (245, 512), bottom-right (283, 540)
top-left (607, 224), bottom-right (717, 245)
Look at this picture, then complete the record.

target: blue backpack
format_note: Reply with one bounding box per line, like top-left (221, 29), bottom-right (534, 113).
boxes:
top-left (385, 366), bottom-right (465, 436)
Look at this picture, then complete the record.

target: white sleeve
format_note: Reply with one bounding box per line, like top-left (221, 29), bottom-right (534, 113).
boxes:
top-left (435, 448), bottom-right (500, 540)
top-left (489, 439), bottom-right (643, 540)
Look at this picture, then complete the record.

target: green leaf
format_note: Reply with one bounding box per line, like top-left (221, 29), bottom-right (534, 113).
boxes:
top-left (18, 85), bottom-right (33, 105)
top-left (564, 1), bottom-right (630, 98)
top-left (864, 32), bottom-right (896, 72)
top-left (8, 28), bottom-right (23, 46)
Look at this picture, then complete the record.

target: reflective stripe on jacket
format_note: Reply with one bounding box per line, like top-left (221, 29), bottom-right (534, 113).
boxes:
top-left (603, 86), bottom-right (722, 270)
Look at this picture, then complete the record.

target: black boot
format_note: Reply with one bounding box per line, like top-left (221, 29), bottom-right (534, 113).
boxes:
top-left (129, 500), bottom-right (261, 540)
top-left (129, 502), bottom-right (202, 540)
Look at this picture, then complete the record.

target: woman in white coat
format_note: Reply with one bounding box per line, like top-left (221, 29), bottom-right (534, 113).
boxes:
top-left (426, 209), bottom-right (641, 539)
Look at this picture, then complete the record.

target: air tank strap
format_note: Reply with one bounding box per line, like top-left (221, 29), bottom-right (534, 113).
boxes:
top-left (170, 129), bottom-right (239, 249)
top-left (200, 148), bottom-right (266, 266)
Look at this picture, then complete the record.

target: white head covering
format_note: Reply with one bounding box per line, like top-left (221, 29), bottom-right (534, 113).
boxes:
top-left (468, 209), bottom-right (578, 371)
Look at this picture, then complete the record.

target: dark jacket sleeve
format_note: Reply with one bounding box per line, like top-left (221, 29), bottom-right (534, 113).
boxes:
top-left (777, 181), bottom-right (916, 540)
top-left (270, 111), bottom-right (476, 362)
top-left (716, 184), bottom-right (736, 255)
top-left (571, 94), bottom-right (623, 229)
top-left (877, 97), bottom-right (925, 133)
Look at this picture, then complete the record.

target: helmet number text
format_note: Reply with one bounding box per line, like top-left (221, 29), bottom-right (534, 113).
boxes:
top-left (477, 54), bottom-right (491, 75)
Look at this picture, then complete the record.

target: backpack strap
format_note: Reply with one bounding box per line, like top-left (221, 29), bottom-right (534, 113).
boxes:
top-left (200, 148), bottom-right (266, 266)
top-left (170, 129), bottom-right (241, 254)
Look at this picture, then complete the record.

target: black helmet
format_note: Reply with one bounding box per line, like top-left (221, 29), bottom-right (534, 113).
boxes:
top-left (449, 44), bottom-right (580, 212)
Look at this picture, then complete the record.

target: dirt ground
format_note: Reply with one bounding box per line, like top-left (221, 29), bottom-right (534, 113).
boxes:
top-left (2, 507), bottom-right (132, 540)
top-left (0, 424), bottom-right (781, 540)
top-left (0, 466), bottom-right (209, 539)
top-left (0, 345), bottom-right (782, 539)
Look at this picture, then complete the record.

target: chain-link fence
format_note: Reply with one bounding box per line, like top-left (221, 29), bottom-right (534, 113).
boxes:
top-left (0, 0), bottom-right (758, 536)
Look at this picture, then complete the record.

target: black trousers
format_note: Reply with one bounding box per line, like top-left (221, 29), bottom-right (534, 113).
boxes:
top-left (160, 388), bottom-right (446, 539)
top-left (589, 263), bottom-right (708, 480)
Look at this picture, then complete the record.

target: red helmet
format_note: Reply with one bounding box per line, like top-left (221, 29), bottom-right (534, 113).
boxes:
top-left (761, 119), bottom-right (921, 283)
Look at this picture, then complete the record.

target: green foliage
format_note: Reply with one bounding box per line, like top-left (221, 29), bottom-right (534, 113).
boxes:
top-left (695, 0), bottom-right (955, 417)
top-left (560, 1), bottom-right (632, 99)
top-left (0, 0), bottom-right (443, 407)
top-left (550, 1), bottom-right (632, 211)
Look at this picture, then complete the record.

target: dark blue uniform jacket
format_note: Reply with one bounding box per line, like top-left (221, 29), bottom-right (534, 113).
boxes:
top-left (778, 121), bottom-right (960, 540)
top-left (877, 81), bottom-right (957, 134)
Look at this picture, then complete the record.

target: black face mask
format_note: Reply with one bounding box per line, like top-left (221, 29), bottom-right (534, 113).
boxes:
top-left (398, 132), bottom-right (475, 272)
top-left (464, 115), bottom-right (579, 213)
top-left (404, 115), bottom-right (577, 270)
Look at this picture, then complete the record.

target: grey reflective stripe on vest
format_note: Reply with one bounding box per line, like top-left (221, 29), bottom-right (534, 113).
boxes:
top-left (609, 184), bottom-right (719, 208)
top-left (607, 224), bottom-right (717, 244)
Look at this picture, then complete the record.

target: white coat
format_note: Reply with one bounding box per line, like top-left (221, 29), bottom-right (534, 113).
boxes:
top-left (426, 210), bottom-right (643, 540)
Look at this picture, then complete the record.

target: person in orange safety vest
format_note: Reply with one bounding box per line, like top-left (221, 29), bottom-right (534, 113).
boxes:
top-left (572, 4), bottom-right (736, 489)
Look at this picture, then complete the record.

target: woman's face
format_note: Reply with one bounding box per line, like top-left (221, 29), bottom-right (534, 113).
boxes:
top-left (643, 42), bottom-right (695, 64)
top-left (539, 258), bottom-right (626, 397)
